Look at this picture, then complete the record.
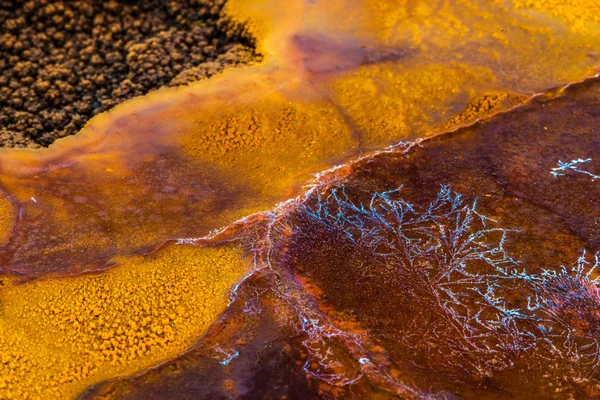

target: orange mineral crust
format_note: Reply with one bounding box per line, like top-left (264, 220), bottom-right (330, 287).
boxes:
top-left (1, 0), bottom-right (600, 276)
top-left (0, 0), bottom-right (600, 399)
top-left (0, 243), bottom-right (251, 399)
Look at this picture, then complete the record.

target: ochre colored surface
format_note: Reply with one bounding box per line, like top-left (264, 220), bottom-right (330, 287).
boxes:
top-left (0, 0), bottom-right (600, 399)
top-left (1, 0), bottom-right (600, 275)
top-left (512, 0), bottom-right (600, 34)
top-left (0, 244), bottom-right (250, 399)
top-left (0, 194), bottom-right (15, 245)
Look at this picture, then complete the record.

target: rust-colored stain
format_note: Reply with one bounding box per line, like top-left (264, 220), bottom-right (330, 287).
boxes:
top-left (1, 0), bottom-right (600, 399)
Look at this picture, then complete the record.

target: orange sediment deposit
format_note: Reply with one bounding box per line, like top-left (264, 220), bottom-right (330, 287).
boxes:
top-left (437, 91), bottom-right (529, 132)
top-left (0, 1), bottom-right (598, 398)
top-left (177, 87), bottom-right (357, 199)
top-left (0, 243), bottom-right (251, 399)
top-left (325, 62), bottom-right (498, 149)
top-left (512, 0), bottom-right (600, 35)
top-left (180, 100), bottom-right (352, 163)
top-left (0, 193), bottom-right (15, 245)
top-left (1, 0), bottom-right (600, 276)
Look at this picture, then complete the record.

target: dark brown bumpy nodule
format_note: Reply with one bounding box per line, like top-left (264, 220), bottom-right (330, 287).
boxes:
top-left (0, 0), bottom-right (260, 148)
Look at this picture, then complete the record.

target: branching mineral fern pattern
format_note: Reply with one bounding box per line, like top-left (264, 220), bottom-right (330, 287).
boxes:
top-left (262, 180), bottom-right (600, 396)
top-left (299, 186), bottom-right (528, 373)
top-left (551, 158), bottom-right (600, 180)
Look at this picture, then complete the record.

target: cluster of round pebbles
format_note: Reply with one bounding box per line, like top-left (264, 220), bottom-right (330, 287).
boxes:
top-left (0, 0), bottom-right (259, 147)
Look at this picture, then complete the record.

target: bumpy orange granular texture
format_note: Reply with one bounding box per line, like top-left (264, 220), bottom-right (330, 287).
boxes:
top-left (0, 194), bottom-right (15, 245)
top-left (0, 244), bottom-right (250, 399)
top-left (178, 91), bottom-right (356, 199)
top-left (439, 91), bottom-right (529, 131)
top-left (328, 63), bottom-right (497, 148)
top-left (513, 0), bottom-right (600, 34)
top-left (180, 98), bottom-right (353, 163)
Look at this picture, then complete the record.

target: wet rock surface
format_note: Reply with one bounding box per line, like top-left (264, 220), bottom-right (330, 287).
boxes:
top-left (80, 77), bottom-right (600, 400)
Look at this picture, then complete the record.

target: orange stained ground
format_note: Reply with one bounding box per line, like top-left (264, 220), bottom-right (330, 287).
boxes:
top-left (1, 0), bottom-right (600, 275)
top-left (0, 243), bottom-right (251, 399)
top-left (0, 0), bottom-right (599, 398)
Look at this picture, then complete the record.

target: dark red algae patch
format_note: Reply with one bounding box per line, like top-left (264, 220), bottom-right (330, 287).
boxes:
top-left (79, 78), bottom-right (600, 398)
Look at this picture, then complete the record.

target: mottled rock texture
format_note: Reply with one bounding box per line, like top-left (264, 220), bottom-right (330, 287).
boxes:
top-left (0, 0), bottom-right (259, 147)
